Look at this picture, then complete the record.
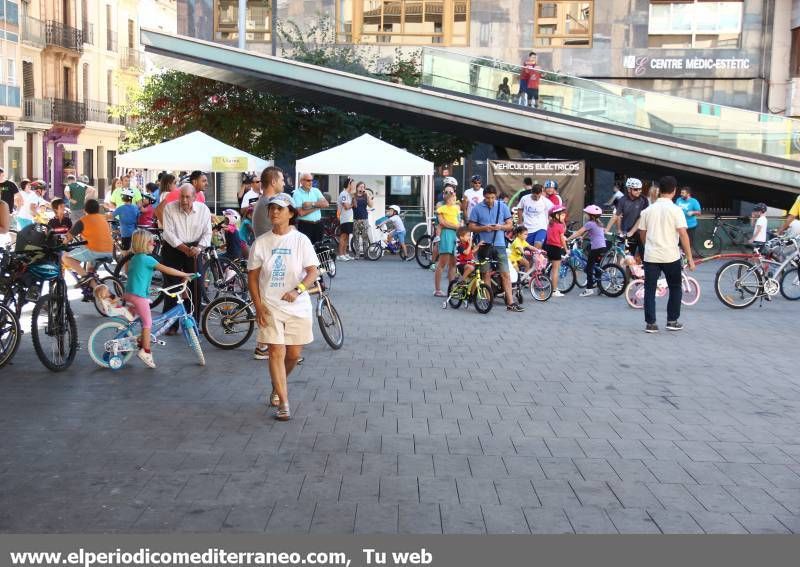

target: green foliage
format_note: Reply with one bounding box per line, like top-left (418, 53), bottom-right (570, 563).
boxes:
top-left (121, 16), bottom-right (474, 165)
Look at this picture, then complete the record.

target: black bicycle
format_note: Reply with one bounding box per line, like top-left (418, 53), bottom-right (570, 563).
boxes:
top-left (0, 239), bottom-right (83, 371)
top-left (702, 215), bottom-right (752, 256)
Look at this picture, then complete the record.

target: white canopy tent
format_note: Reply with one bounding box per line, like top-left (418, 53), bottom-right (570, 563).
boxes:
top-left (116, 131), bottom-right (270, 172)
top-left (295, 134), bottom-right (435, 232)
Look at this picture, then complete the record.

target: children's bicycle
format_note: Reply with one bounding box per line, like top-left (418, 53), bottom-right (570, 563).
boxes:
top-left (87, 275), bottom-right (205, 370)
top-left (444, 259), bottom-right (493, 314)
top-left (367, 221), bottom-right (414, 261)
top-left (624, 270), bottom-right (701, 309)
top-left (518, 249), bottom-right (553, 302)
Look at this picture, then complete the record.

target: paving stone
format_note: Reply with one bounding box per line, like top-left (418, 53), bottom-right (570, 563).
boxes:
top-left (563, 506), bottom-right (618, 534)
top-left (607, 508), bottom-right (662, 533)
top-left (522, 507), bottom-right (574, 534)
top-left (481, 504), bottom-right (530, 534)
top-left (456, 478), bottom-right (500, 505)
top-left (339, 475), bottom-right (379, 503)
top-left (380, 475), bottom-right (419, 503)
top-left (355, 503), bottom-right (398, 534)
top-left (532, 480), bottom-right (581, 508)
top-left (494, 478), bottom-right (540, 506)
top-left (221, 503), bottom-right (272, 532)
top-left (309, 502), bottom-right (356, 534)
top-left (689, 511), bottom-right (748, 534)
top-left (418, 478), bottom-right (459, 504)
top-left (646, 509), bottom-right (704, 534)
top-left (440, 504), bottom-right (485, 534)
top-left (398, 503), bottom-right (442, 534)
top-left (265, 499), bottom-right (316, 534)
top-left (732, 513), bottom-right (792, 534)
top-left (646, 484), bottom-right (705, 512)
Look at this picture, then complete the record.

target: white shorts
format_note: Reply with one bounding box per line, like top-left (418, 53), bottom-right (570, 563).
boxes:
top-left (258, 309), bottom-right (313, 346)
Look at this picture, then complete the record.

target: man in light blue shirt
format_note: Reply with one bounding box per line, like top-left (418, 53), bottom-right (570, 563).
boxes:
top-left (292, 172), bottom-right (328, 244)
top-left (468, 185), bottom-right (523, 312)
top-left (675, 186), bottom-right (701, 254)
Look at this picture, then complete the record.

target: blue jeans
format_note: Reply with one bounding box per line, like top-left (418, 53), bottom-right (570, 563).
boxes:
top-left (644, 260), bottom-right (682, 324)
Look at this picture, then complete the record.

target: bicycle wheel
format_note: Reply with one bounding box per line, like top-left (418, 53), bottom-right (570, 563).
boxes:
top-left (714, 260), bottom-right (760, 309)
top-left (682, 276), bottom-right (701, 306)
top-left (183, 324), bottom-right (206, 365)
top-left (31, 291), bottom-right (78, 372)
top-left (366, 243), bottom-right (382, 261)
top-left (473, 283), bottom-right (493, 313)
top-left (410, 222), bottom-right (428, 246)
top-left (115, 253), bottom-right (165, 308)
top-left (447, 278), bottom-right (463, 309)
top-left (702, 234), bottom-right (722, 256)
top-left (415, 235), bottom-right (433, 269)
top-left (87, 320), bottom-right (136, 369)
top-left (317, 295), bottom-right (344, 349)
top-left (0, 304), bottom-right (21, 369)
top-left (201, 296), bottom-right (255, 349)
top-left (529, 273), bottom-right (552, 301)
top-left (554, 263), bottom-right (576, 293)
top-left (401, 243), bottom-right (415, 261)
top-left (202, 257), bottom-right (247, 302)
top-left (624, 279), bottom-right (644, 309)
top-left (598, 263), bottom-right (626, 297)
top-left (94, 276), bottom-right (125, 317)
top-left (779, 267), bottom-right (800, 300)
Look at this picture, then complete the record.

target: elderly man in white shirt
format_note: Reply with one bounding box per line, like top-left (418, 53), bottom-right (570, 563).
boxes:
top-left (161, 184), bottom-right (212, 333)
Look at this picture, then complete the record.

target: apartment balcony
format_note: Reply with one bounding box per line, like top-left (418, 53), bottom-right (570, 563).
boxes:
top-left (106, 30), bottom-right (117, 52)
top-left (52, 98), bottom-right (87, 125)
top-left (45, 21), bottom-right (84, 53)
top-left (82, 21), bottom-right (94, 45)
top-left (86, 99), bottom-right (126, 126)
top-left (120, 47), bottom-right (145, 72)
top-left (21, 16), bottom-right (46, 48)
top-left (23, 98), bottom-right (53, 123)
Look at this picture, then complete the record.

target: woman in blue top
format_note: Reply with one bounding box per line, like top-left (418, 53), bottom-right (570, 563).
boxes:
top-left (124, 229), bottom-right (193, 368)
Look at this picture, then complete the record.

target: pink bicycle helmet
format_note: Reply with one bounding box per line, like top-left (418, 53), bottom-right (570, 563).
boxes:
top-left (583, 204), bottom-right (602, 216)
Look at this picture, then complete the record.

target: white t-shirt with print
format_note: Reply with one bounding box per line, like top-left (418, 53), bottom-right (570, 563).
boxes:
top-left (463, 187), bottom-right (484, 220)
top-left (240, 189), bottom-right (261, 210)
top-left (518, 194), bottom-right (553, 233)
top-left (638, 198), bottom-right (688, 264)
top-left (16, 191), bottom-right (46, 220)
top-left (248, 229), bottom-right (318, 319)
top-left (338, 191), bottom-right (354, 224)
top-left (752, 216), bottom-right (768, 243)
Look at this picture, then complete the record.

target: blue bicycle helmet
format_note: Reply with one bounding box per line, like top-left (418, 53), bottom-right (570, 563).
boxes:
top-left (544, 179), bottom-right (558, 190)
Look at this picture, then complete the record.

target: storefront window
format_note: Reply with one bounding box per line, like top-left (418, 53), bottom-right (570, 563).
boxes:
top-left (215, 0), bottom-right (270, 43)
top-left (648, 1), bottom-right (743, 48)
top-left (338, 0), bottom-right (470, 45)
top-left (533, 1), bottom-right (593, 48)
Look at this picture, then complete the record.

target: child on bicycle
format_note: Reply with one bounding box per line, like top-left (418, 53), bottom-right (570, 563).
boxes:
top-left (111, 188), bottom-right (139, 254)
top-left (566, 204), bottom-right (607, 297)
top-left (545, 205), bottom-right (568, 297)
top-left (454, 226), bottom-right (476, 283)
top-left (124, 229), bottom-right (194, 368)
top-left (378, 205), bottom-right (408, 259)
top-left (509, 226), bottom-right (536, 275)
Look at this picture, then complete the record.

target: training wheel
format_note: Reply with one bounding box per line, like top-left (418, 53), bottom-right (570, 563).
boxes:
top-left (109, 355), bottom-right (124, 370)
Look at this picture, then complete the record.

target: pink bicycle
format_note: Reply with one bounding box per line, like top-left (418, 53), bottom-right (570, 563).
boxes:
top-left (624, 269), bottom-right (701, 309)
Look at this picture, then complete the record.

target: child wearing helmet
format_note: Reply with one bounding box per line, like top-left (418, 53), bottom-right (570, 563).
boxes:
top-left (545, 205), bottom-right (568, 296)
top-left (378, 205), bottom-right (408, 259)
top-left (567, 204), bottom-right (607, 296)
top-left (750, 203), bottom-right (768, 248)
top-left (544, 180), bottom-right (562, 207)
top-left (137, 192), bottom-right (157, 228)
top-left (221, 209), bottom-right (247, 259)
top-left (111, 188), bottom-right (140, 253)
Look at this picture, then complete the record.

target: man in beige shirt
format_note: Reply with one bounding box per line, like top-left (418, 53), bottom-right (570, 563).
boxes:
top-left (638, 176), bottom-right (695, 333)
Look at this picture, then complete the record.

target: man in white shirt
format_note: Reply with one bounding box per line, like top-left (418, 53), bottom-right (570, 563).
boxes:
top-left (161, 185), bottom-right (212, 332)
top-left (517, 184), bottom-right (553, 248)
top-left (462, 175), bottom-right (485, 220)
top-left (238, 174), bottom-right (261, 213)
top-left (637, 176), bottom-right (695, 333)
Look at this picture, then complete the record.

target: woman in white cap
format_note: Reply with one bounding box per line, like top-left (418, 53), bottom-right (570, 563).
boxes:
top-left (247, 193), bottom-right (319, 421)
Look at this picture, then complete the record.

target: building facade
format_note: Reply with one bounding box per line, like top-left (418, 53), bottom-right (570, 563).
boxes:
top-left (177, 0), bottom-right (778, 112)
top-left (4, 0), bottom-right (142, 198)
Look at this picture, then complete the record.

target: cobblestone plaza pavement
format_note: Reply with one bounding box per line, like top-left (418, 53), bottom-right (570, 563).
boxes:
top-left (1, 258), bottom-right (799, 534)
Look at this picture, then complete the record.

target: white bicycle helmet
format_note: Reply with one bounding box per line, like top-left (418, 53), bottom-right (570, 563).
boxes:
top-left (223, 208), bottom-right (241, 224)
top-left (389, 205), bottom-right (401, 214)
top-left (121, 187), bottom-right (135, 198)
top-left (625, 177), bottom-right (643, 190)
top-left (443, 176), bottom-right (458, 188)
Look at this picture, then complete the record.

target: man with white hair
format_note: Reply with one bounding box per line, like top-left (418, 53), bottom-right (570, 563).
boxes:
top-left (292, 172), bottom-right (328, 244)
top-left (64, 174), bottom-right (88, 220)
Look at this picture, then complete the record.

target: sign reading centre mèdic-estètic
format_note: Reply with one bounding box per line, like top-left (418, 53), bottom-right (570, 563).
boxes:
top-left (623, 55), bottom-right (753, 77)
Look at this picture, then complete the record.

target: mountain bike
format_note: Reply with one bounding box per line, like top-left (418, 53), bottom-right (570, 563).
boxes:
top-left (199, 244), bottom-right (247, 303)
top-left (0, 240), bottom-right (83, 371)
top-left (601, 233), bottom-right (628, 266)
top-left (87, 275), bottom-right (205, 370)
top-left (714, 237), bottom-right (800, 308)
top-left (702, 215), bottom-right (752, 256)
top-left (444, 259), bottom-right (493, 314)
top-left (0, 296), bottom-right (21, 369)
top-left (201, 274), bottom-right (344, 350)
top-left (624, 270), bottom-right (701, 309)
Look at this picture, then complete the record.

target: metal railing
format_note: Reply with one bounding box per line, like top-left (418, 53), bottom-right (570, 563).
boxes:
top-left (86, 99), bottom-right (126, 126)
top-left (23, 98), bottom-right (54, 123)
top-left (106, 30), bottom-right (117, 52)
top-left (82, 21), bottom-right (94, 45)
top-left (20, 16), bottom-right (46, 47)
top-left (45, 21), bottom-right (84, 53)
top-left (52, 98), bottom-right (87, 124)
top-left (120, 47), bottom-right (145, 71)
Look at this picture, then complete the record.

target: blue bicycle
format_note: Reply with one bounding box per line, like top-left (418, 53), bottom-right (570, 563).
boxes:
top-left (87, 275), bottom-right (205, 370)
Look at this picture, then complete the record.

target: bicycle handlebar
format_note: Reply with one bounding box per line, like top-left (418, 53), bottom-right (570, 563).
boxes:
top-left (157, 273), bottom-right (201, 298)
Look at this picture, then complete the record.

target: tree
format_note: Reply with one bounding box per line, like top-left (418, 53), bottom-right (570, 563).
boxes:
top-left (120, 17), bottom-right (474, 165)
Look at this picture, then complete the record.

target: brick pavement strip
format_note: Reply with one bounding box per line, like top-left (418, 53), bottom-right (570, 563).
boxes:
top-left (2, 260), bottom-right (799, 533)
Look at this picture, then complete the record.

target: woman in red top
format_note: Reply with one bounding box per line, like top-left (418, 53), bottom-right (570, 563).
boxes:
top-left (545, 206), bottom-right (568, 297)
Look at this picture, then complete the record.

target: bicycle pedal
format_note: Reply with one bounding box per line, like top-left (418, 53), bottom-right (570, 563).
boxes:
top-left (155, 339), bottom-right (167, 346)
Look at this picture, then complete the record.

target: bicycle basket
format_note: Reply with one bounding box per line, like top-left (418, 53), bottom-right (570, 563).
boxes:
top-left (316, 248), bottom-right (336, 272)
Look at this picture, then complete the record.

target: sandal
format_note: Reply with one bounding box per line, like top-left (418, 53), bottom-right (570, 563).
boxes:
top-left (269, 390), bottom-right (280, 407)
top-left (276, 404), bottom-right (291, 421)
